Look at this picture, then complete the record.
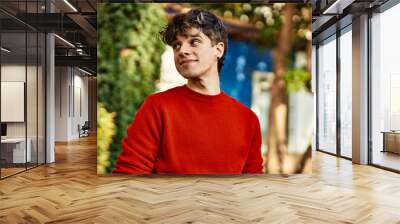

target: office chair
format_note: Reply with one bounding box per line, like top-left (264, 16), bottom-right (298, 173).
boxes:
top-left (79, 121), bottom-right (90, 138)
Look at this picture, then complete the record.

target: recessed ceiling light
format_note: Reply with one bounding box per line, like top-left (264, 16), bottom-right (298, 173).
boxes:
top-left (322, 0), bottom-right (355, 15)
top-left (63, 0), bottom-right (78, 12)
top-left (54, 34), bottom-right (75, 48)
top-left (1, 47), bottom-right (11, 53)
top-left (78, 67), bottom-right (92, 76)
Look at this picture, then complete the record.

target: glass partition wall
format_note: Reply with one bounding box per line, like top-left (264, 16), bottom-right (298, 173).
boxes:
top-left (0, 29), bottom-right (27, 177)
top-left (315, 25), bottom-right (353, 159)
top-left (339, 26), bottom-right (352, 159)
top-left (370, 2), bottom-right (400, 171)
top-left (0, 1), bottom-right (46, 179)
top-left (317, 35), bottom-right (337, 155)
top-left (314, 1), bottom-right (400, 172)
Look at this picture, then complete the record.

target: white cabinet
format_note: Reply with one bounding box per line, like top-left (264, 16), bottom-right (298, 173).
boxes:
top-left (1, 138), bottom-right (32, 163)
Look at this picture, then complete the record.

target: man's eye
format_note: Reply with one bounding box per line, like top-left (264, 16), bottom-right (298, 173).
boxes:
top-left (191, 39), bottom-right (200, 45)
top-left (173, 44), bottom-right (181, 50)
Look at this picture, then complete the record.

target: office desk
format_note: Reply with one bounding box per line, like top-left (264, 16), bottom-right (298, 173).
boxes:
top-left (1, 138), bottom-right (31, 163)
top-left (381, 131), bottom-right (400, 154)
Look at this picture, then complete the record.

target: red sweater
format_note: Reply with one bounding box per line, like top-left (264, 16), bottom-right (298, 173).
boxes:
top-left (113, 85), bottom-right (263, 174)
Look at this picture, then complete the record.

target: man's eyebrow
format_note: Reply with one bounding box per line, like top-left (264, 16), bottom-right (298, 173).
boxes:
top-left (171, 33), bottom-right (203, 45)
top-left (188, 34), bottom-right (202, 38)
top-left (178, 33), bottom-right (203, 39)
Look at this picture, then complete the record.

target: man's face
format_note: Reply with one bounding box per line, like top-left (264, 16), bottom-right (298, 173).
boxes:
top-left (171, 27), bottom-right (224, 79)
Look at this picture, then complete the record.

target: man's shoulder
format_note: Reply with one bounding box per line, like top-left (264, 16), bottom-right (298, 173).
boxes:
top-left (222, 94), bottom-right (258, 120)
top-left (145, 85), bottom-right (184, 105)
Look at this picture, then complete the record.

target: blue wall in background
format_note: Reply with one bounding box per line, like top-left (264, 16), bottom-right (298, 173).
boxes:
top-left (220, 38), bottom-right (272, 107)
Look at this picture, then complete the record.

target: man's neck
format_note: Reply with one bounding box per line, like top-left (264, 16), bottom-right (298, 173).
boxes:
top-left (186, 74), bottom-right (220, 95)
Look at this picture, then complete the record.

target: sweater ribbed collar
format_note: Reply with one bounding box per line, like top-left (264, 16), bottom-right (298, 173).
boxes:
top-left (180, 84), bottom-right (227, 103)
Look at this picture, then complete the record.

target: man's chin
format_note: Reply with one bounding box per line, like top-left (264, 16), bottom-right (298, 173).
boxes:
top-left (179, 72), bottom-right (199, 79)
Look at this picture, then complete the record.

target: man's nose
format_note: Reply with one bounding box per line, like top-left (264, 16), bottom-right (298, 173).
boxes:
top-left (178, 44), bottom-right (191, 57)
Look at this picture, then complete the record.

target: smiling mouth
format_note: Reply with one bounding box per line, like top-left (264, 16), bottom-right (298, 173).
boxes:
top-left (180, 60), bottom-right (198, 65)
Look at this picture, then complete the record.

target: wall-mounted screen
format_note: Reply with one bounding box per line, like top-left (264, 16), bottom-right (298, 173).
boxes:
top-left (1, 82), bottom-right (25, 122)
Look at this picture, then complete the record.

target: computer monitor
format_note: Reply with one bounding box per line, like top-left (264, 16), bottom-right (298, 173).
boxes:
top-left (1, 123), bottom-right (7, 137)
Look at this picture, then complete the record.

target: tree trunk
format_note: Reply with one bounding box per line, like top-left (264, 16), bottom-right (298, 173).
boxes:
top-left (265, 4), bottom-right (296, 174)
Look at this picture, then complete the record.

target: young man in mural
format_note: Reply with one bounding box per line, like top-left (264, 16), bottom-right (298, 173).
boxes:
top-left (113, 9), bottom-right (263, 174)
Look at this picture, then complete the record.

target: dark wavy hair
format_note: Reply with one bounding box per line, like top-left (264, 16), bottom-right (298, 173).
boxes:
top-left (159, 8), bottom-right (228, 73)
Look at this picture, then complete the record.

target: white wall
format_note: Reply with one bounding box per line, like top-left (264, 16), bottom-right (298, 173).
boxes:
top-left (1, 65), bottom-right (26, 81)
top-left (55, 67), bottom-right (89, 141)
top-left (55, 66), bottom-right (69, 141)
top-left (1, 65), bottom-right (35, 137)
top-left (1, 63), bottom-right (46, 164)
top-left (72, 72), bottom-right (89, 138)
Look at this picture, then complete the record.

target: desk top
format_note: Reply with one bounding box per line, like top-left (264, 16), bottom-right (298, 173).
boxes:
top-left (381, 131), bottom-right (400, 134)
top-left (1, 138), bottom-right (29, 143)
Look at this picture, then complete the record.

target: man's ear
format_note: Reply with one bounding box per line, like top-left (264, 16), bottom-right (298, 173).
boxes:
top-left (215, 42), bottom-right (225, 59)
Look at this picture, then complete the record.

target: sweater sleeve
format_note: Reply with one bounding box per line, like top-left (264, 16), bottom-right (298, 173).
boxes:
top-left (242, 115), bottom-right (264, 173)
top-left (112, 95), bottom-right (162, 174)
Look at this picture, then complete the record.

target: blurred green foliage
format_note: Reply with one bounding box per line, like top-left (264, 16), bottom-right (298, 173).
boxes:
top-left (283, 68), bottom-right (311, 93)
top-left (97, 3), bottom-right (167, 173)
top-left (97, 103), bottom-right (116, 174)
